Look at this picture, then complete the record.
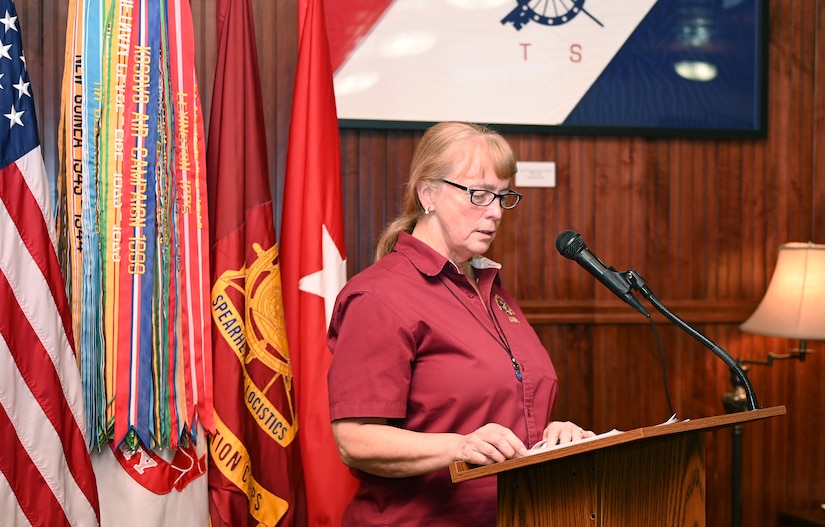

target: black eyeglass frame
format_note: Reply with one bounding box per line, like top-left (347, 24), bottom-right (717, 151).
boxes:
top-left (439, 179), bottom-right (523, 209)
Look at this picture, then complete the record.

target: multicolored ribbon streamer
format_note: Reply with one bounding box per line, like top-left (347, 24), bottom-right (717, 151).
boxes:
top-left (57, 0), bottom-right (213, 452)
top-left (167, 0), bottom-right (214, 440)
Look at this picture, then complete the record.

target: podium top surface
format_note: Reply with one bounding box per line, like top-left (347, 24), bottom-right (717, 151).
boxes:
top-left (450, 405), bottom-right (786, 483)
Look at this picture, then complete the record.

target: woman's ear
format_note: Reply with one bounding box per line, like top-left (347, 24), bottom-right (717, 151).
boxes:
top-left (416, 181), bottom-right (434, 213)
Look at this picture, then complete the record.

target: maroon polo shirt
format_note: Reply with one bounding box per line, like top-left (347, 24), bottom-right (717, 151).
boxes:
top-left (327, 232), bottom-right (559, 527)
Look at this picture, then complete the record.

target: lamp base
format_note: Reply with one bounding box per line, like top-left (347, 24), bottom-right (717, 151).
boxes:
top-left (723, 366), bottom-right (750, 414)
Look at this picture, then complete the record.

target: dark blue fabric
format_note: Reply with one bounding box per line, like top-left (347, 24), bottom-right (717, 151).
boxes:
top-left (563, 0), bottom-right (764, 133)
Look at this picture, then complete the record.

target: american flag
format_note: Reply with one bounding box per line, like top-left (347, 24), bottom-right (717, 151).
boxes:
top-left (0, 0), bottom-right (100, 524)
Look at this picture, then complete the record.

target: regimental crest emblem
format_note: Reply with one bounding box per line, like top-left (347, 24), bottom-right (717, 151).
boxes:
top-left (212, 242), bottom-right (297, 446)
top-left (495, 294), bottom-right (520, 323)
top-left (502, 0), bottom-right (604, 30)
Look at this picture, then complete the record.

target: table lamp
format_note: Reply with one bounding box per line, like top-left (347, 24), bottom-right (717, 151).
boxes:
top-left (723, 242), bottom-right (825, 527)
top-left (739, 241), bottom-right (825, 357)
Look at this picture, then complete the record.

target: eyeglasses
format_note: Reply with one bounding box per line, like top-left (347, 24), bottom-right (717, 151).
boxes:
top-left (439, 179), bottom-right (523, 209)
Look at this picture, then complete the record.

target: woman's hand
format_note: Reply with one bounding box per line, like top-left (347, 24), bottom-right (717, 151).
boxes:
top-left (332, 418), bottom-right (527, 478)
top-left (541, 421), bottom-right (595, 446)
top-left (454, 423), bottom-right (528, 465)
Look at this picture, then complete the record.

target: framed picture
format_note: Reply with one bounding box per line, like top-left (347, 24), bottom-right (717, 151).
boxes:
top-left (327, 0), bottom-right (768, 138)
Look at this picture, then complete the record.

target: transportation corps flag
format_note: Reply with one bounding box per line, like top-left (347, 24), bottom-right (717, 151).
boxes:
top-left (281, 0), bottom-right (359, 525)
top-left (207, 0), bottom-right (301, 525)
top-left (0, 0), bottom-right (100, 524)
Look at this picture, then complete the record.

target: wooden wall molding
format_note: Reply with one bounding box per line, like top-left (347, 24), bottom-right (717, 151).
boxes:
top-left (520, 299), bottom-right (760, 325)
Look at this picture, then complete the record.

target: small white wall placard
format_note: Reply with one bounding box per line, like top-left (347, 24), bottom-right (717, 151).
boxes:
top-left (516, 161), bottom-right (556, 188)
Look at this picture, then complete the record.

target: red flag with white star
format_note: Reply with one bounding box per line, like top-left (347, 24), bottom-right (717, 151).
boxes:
top-left (281, 0), bottom-right (358, 524)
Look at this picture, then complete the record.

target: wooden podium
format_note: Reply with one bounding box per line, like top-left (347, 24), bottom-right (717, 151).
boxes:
top-left (450, 406), bottom-right (786, 527)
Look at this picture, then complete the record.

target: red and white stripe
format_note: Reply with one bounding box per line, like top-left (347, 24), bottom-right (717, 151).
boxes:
top-left (0, 148), bottom-right (100, 526)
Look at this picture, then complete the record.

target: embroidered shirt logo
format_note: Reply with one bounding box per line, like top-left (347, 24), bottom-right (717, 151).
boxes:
top-left (495, 294), bottom-right (520, 323)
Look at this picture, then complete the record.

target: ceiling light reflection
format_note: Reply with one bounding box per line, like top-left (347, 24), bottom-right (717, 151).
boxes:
top-left (334, 71), bottom-right (381, 96)
top-left (379, 31), bottom-right (437, 58)
top-left (674, 60), bottom-right (718, 82)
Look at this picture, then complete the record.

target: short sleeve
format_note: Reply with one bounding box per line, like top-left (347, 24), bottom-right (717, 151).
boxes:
top-left (327, 290), bottom-right (415, 421)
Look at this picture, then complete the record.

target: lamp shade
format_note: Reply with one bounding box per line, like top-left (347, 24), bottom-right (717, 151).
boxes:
top-left (740, 242), bottom-right (825, 340)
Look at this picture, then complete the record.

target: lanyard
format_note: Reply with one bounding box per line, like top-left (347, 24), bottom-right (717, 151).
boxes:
top-left (439, 275), bottom-right (523, 382)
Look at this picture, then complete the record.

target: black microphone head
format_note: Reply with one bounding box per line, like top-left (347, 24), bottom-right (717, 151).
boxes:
top-left (555, 229), bottom-right (586, 260)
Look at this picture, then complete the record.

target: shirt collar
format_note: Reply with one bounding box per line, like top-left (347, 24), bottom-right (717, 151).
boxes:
top-left (470, 256), bottom-right (502, 270)
top-left (394, 231), bottom-right (502, 277)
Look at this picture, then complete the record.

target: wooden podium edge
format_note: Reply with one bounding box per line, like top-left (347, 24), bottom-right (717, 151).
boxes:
top-left (449, 405), bottom-right (786, 483)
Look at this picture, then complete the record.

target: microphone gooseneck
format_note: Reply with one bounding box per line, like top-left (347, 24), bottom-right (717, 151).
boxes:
top-left (555, 229), bottom-right (759, 411)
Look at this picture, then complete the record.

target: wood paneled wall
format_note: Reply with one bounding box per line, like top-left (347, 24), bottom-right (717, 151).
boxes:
top-left (17, 0), bottom-right (825, 526)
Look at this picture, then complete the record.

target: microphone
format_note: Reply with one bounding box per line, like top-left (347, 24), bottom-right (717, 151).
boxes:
top-left (555, 230), bottom-right (650, 317)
